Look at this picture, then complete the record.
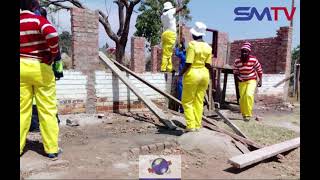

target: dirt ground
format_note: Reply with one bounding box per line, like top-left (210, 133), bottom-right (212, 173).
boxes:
top-left (20, 97), bottom-right (300, 179)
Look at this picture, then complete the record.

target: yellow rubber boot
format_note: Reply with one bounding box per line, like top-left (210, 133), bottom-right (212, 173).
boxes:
top-left (239, 80), bottom-right (257, 117)
top-left (161, 30), bottom-right (176, 72)
top-left (20, 58), bottom-right (59, 154)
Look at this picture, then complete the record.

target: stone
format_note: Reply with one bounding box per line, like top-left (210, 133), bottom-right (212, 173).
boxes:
top-left (66, 119), bottom-right (79, 127)
top-left (126, 117), bottom-right (136, 123)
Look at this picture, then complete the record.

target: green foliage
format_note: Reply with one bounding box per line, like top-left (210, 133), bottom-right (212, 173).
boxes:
top-left (58, 31), bottom-right (72, 55)
top-left (134, 0), bottom-right (191, 50)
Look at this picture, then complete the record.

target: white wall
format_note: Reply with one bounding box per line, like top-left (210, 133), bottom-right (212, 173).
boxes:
top-left (220, 74), bottom-right (286, 95)
top-left (55, 70), bottom-right (286, 103)
top-left (56, 70), bottom-right (87, 100)
top-left (95, 71), bottom-right (168, 105)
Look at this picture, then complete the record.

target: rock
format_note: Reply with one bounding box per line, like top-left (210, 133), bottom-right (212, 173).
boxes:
top-left (255, 116), bottom-right (263, 121)
top-left (126, 117), bottom-right (135, 123)
top-left (66, 119), bottom-right (79, 127)
top-left (97, 114), bottom-right (105, 119)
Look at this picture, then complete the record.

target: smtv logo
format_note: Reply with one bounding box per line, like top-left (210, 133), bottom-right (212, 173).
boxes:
top-left (234, 7), bottom-right (296, 21)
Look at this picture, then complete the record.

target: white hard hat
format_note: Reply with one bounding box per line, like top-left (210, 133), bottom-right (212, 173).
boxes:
top-left (163, 2), bottom-right (174, 10)
top-left (190, 21), bottom-right (207, 37)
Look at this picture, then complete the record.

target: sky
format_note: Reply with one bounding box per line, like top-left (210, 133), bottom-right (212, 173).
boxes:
top-left (50, 0), bottom-right (300, 51)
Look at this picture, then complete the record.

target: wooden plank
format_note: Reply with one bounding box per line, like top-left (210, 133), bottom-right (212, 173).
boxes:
top-left (273, 73), bottom-right (294, 88)
top-left (228, 137), bottom-right (300, 168)
top-left (232, 140), bottom-right (250, 154)
top-left (215, 110), bottom-right (248, 139)
top-left (99, 52), bottom-right (176, 130)
top-left (234, 74), bottom-right (240, 104)
top-left (221, 72), bottom-right (228, 105)
top-left (108, 56), bottom-right (182, 105)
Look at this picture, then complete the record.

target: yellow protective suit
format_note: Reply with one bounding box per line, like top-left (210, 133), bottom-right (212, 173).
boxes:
top-left (238, 79), bottom-right (257, 118)
top-left (20, 57), bottom-right (59, 155)
top-left (161, 30), bottom-right (177, 72)
top-left (181, 41), bottom-right (212, 130)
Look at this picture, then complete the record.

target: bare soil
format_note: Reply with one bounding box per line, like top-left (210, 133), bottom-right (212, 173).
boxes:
top-left (20, 98), bottom-right (300, 179)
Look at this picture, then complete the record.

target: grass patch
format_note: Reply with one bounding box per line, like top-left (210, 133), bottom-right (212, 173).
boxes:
top-left (216, 120), bottom-right (299, 146)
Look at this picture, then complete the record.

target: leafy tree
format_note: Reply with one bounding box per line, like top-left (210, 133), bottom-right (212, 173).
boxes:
top-left (134, 0), bottom-right (191, 50)
top-left (41, 0), bottom-right (142, 64)
top-left (58, 31), bottom-right (72, 55)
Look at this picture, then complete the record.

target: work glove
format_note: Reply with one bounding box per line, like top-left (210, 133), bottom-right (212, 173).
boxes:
top-left (52, 60), bottom-right (64, 80)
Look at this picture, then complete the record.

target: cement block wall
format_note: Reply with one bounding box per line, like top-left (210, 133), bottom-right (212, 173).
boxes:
top-left (56, 70), bottom-right (169, 114)
top-left (220, 74), bottom-right (285, 96)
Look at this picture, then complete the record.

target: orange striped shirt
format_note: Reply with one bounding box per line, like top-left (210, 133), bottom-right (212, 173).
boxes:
top-left (233, 56), bottom-right (263, 82)
top-left (20, 10), bottom-right (59, 65)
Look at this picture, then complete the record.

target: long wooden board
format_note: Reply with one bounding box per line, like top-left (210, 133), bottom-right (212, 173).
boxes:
top-left (99, 52), bottom-right (176, 130)
top-left (215, 110), bottom-right (248, 138)
top-left (228, 137), bottom-right (300, 168)
top-left (108, 56), bottom-right (181, 105)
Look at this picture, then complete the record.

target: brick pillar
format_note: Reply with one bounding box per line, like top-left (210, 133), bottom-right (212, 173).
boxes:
top-left (276, 26), bottom-right (293, 100)
top-left (151, 46), bottom-right (160, 73)
top-left (131, 37), bottom-right (145, 73)
top-left (71, 8), bottom-right (99, 114)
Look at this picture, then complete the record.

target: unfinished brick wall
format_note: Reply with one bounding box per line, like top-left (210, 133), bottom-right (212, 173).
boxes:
top-left (228, 27), bottom-right (292, 74)
top-left (71, 8), bottom-right (99, 114)
top-left (131, 37), bottom-right (146, 73)
top-left (213, 32), bottom-right (229, 67)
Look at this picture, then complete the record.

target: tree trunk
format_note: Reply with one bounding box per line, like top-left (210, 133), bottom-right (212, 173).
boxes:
top-left (116, 43), bottom-right (126, 64)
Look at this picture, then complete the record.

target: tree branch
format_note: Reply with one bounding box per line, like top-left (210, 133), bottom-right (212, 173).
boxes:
top-left (132, 0), bottom-right (141, 6)
top-left (119, 0), bottom-right (129, 8)
top-left (115, 0), bottom-right (125, 36)
top-left (98, 10), bottom-right (119, 43)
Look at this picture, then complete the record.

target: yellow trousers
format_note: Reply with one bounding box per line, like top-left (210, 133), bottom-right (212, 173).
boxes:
top-left (239, 80), bottom-right (257, 117)
top-left (161, 30), bottom-right (176, 72)
top-left (20, 58), bottom-right (59, 155)
top-left (181, 67), bottom-right (209, 129)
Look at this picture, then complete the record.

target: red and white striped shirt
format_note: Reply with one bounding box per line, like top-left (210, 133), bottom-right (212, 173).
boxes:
top-left (233, 55), bottom-right (263, 82)
top-left (20, 10), bottom-right (59, 65)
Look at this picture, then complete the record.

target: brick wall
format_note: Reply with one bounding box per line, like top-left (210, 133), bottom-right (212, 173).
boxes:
top-left (228, 27), bottom-right (292, 74)
top-left (71, 8), bottom-right (100, 114)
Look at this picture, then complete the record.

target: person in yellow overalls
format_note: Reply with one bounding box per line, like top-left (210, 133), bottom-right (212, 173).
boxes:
top-left (160, 2), bottom-right (185, 72)
top-left (180, 22), bottom-right (212, 132)
top-left (20, 0), bottom-right (62, 159)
